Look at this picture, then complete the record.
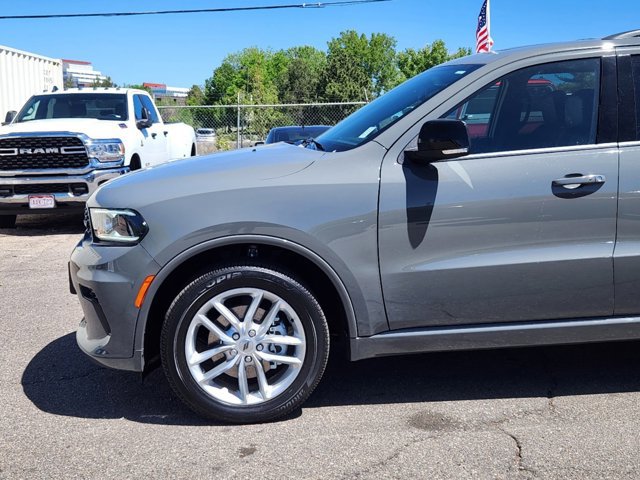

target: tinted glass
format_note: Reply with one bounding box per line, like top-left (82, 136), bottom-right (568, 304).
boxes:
top-left (445, 58), bottom-right (601, 154)
top-left (140, 95), bottom-right (160, 123)
top-left (631, 56), bottom-right (640, 140)
top-left (133, 95), bottom-right (144, 121)
top-left (16, 94), bottom-right (128, 122)
top-left (316, 64), bottom-right (482, 152)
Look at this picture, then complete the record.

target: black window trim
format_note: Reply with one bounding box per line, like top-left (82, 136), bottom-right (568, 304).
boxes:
top-left (617, 53), bottom-right (638, 143)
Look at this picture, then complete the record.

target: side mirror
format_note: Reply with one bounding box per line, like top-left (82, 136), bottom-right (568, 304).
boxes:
top-left (3, 111), bottom-right (17, 125)
top-left (136, 107), bottom-right (153, 129)
top-left (404, 119), bottom-right (469, 164)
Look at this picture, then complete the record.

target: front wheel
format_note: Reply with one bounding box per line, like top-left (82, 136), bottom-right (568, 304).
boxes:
top-left (161, 265), bottom-right (329, 423)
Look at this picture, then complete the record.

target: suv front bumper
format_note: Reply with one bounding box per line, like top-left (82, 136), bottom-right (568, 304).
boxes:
top-left (69, 235), bottom-right (161, 372)
top-left (0, 167), bottom-right (129, 215)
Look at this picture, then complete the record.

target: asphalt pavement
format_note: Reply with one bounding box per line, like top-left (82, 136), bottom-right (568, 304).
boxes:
top-left (1, 213), bottom-right (640, 479)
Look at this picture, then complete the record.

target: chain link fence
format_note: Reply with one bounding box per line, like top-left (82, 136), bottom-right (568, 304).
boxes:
top-left (158, 102), bottom-right (366, 153)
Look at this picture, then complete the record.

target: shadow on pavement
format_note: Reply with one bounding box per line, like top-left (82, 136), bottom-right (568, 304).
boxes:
top-left (22, 332), bottom-right (640, 425)
top-left (0, 212), bottom-right (84, 236)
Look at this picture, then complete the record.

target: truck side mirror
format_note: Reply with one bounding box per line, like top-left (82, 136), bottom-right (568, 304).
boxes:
top-left (404, 120), bottom-right (470, 164)
top-left (136, 107), bottom-right (153, 129)
top-left (3, 111), bottom-right (17, 125)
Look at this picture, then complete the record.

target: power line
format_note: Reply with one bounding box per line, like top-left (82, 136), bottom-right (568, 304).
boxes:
top-left (0, 0), bottom-right (390, 20)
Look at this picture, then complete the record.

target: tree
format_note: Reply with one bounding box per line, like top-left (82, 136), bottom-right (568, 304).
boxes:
top-left (281, 46), bottom-right (326, 103)
top-left (397, 40), bottom-right (471, 83)
top-left (186, 85), bottom-right (205, 106)
top-left (321, 30), bottom-right (399, 102)
top-left (92, 76), bottom-right (116, 88)
top-left (204, 47), bottom-right (280, 105)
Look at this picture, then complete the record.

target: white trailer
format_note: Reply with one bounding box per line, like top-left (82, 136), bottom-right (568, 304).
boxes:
top-left (0, 45), bottom-right (63, 120)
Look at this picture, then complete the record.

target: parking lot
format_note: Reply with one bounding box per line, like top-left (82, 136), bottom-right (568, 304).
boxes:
top-left (1, 214), bottom-right (640, 479)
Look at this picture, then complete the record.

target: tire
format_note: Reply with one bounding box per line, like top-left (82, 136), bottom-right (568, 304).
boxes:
top-left (0, 215), bottom-right (17, 228)
top-left (161, 264), bottom-right (330, 424)
top-left (129, 156), bottom-right (141, 171)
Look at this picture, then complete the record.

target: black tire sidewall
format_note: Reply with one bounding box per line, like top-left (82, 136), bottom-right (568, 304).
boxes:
top-left (162, 266), bottom-right (328, 423)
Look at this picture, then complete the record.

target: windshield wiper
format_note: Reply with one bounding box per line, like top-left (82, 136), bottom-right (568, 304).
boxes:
top-left (300, 137), bottom-right (325, 151)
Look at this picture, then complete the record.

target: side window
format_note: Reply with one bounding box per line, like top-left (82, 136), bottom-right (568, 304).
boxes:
top-left (445, 58), bottom-right (601, 154)
top-left (21, 99), bottom-right (41, 121)
top-left (631, 56), bottom-right (640, 140)
top-left (133, 95), bottom-right (144, 121)
top-left (140, 95), bottom-right (160, 123)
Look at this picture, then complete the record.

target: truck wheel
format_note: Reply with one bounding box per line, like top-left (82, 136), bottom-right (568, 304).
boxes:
top-left (130, 156), bottom-right (141, 171)
top-left (160, 264), bottom-right (330, 424)
top-left (0, 215), bottom-right (17, 228)
top-left (191, 144), bottom-right (196, 156)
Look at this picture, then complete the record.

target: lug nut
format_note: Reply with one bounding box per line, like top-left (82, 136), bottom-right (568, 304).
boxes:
top-left (245, 356), bottom-right (252, 363)
top-left (230, 349), bottom-right (237, 356)
top-left (248, 330), bottom-right (256, 338)
top-left (256, 344), bottom-right (264, 351)
top-left (232, 333), bottom-right (240, 340)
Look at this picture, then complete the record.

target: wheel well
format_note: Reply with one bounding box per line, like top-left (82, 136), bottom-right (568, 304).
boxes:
top-left (130, 154), bottom-right (141, 171)
top-left (143, 243), bottom-right (351, 371)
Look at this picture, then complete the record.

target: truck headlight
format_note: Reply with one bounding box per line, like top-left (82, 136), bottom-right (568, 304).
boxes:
top-left (87, 139), bottom-right (125, 163)
top-left (89, 208), bottom-right (148, 244)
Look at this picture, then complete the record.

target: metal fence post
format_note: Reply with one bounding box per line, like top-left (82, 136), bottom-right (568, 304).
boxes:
top-left (236, 92), bottom-right (241, 149)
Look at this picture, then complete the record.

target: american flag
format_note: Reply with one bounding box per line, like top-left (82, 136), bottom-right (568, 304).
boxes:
top-left (476, 0), bottom-right (494, 53)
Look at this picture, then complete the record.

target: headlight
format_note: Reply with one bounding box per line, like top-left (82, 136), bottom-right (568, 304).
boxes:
top-left (89, 208), bottom-right (148, 244)
top-left (87, 139), bottom-right (125, 163)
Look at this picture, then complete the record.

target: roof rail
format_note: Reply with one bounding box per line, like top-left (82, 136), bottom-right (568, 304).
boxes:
top-left (603, 29), bottom-right (640, 40)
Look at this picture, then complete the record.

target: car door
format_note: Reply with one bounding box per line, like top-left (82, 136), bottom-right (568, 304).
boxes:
top-left (614, 49), bottom-right (640, 315)
top-left (378, 55), bottom-right (619, 330)
top-left (133, 94), bottom-right (167, 167)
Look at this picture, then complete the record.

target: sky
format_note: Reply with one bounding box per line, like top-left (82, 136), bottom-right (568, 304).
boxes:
top-left (1, 0), bottom-right (639, 88)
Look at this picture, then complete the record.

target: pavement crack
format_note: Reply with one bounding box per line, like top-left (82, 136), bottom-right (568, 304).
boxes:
top-left (499, 428), bottom-right (537, 478)
top-left (540, 352), bottom-right (559, 415)
top-left (347, 436), bottom-right (422, 479)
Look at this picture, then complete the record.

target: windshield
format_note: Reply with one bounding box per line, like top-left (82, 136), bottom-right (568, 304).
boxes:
top-left (315, 64), bottom-right (482, 152)
top-left (267, 126), bottom-right (331, 144)
top-left (15, 93), bottom-right (128, 122)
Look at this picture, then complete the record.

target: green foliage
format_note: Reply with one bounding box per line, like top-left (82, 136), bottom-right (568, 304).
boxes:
top-left (202, 33), bottom-right (471, 105)
top-left (92, 76), bottom-right (116, 88)
top-left (186, 85), bottom-right (205, 106)
top-left (397, 41), bottom-right (472, 83)
top-left (124, 84), bottom-right (153, 94)
top-left (281, 46), bottom-right (326, 103)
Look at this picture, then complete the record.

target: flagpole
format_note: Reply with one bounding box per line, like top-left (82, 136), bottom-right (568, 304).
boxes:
top-left (487, 0), bottom-right (492, 52)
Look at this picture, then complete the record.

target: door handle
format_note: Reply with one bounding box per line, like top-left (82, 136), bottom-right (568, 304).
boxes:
top-left (163, 131), bottom-right (169, 136)
top-left (151, 132), bottom-right (157, 139)
top-left (552, 174), bottom-right (606, 188)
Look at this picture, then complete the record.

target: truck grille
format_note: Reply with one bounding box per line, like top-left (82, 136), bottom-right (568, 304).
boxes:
top-left (0, 183), bottom-right (89, 196)
top-left (0, 136), bottom-right (88, 170)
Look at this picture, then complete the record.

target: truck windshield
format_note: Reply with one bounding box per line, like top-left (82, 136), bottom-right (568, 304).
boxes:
top-left (15, 93), bottom-right (128, 122)
top-left (315, 64), bottom-right (482, 152)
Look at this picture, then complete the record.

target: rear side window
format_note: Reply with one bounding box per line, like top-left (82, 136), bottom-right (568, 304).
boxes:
top-left (445, 58), bottom-right (601, 154)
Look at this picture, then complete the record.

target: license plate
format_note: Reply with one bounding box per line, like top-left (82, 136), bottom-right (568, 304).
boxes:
top-left (28, 195), bottom-right (56, 209)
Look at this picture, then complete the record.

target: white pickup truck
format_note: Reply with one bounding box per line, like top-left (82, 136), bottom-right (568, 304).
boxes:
top-left (0, 88), bottom-right (196, 228)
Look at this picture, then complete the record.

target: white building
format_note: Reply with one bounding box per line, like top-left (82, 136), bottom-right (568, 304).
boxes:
top-left (0, 45), bottom-right (63, 117)
top-left (62, 59), bottom-right (108, 87)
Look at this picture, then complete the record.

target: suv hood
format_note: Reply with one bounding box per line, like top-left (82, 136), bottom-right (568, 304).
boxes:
top-left (0, 119), bottom-right (129, 140)
top-left (91, 143), bottom-right (323, 209)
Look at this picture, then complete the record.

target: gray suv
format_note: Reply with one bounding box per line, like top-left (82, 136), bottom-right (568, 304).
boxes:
top-left (70, 30), bottom-right (640, 423)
